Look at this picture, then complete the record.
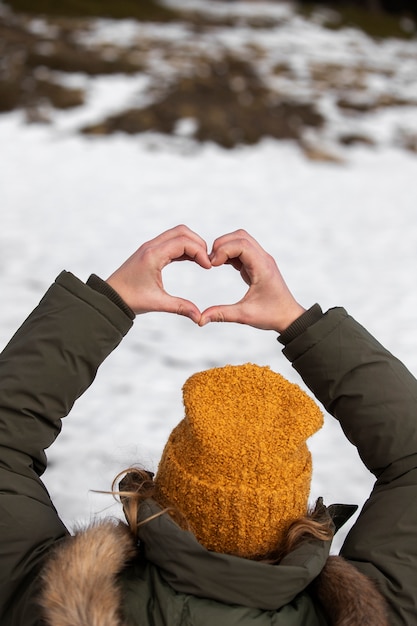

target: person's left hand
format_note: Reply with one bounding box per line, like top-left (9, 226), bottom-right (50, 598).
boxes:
top-left (200, 229), bottom-right (305, 332)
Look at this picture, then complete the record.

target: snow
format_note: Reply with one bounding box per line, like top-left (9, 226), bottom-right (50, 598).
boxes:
top-left (1, 2), bottom-right (417, 554)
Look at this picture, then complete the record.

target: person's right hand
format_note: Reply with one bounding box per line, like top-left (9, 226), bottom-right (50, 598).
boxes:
top-left (200, 230), bottom-right (305, 333)
top-left (106, 225), bottom-right (211, 323)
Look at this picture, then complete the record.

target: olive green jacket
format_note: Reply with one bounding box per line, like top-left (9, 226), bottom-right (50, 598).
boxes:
top-left (0, 272), bottom-right (416, 625)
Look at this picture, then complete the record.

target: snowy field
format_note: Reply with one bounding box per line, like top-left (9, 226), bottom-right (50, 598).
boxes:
top-left (1, 1), bottom-right (417, 552)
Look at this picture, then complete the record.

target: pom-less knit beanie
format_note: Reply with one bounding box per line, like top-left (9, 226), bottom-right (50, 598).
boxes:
top-left (154, 363), bottom-right (323, 558)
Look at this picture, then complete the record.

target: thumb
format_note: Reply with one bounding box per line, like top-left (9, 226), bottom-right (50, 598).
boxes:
top-left (199, 303), bottom-right (243, 327)
top-left (162, 295), bottom-right (202, 324)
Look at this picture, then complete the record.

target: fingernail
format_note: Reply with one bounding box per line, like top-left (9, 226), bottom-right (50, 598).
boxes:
top-left (199, 317), bottom-right (211, 327)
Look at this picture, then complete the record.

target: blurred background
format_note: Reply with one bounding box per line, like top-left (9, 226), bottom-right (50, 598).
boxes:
top-left (1, 0), bottom-right (417, 550)
top-left (1, 0), bottom-right (417, 153)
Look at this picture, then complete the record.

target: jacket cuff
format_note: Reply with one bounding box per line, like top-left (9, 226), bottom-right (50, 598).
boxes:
top-left (278, 304), bottom-right (324, 345)
top-left (87, 274), bottom-right (136, 321)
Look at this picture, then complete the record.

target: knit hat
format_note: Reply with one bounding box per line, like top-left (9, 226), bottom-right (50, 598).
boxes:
top-left (154, 363), bottom-right (323, 558)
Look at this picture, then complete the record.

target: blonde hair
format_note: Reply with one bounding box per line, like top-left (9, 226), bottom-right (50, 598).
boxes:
top-left (112, 468), bottom-right (334, 561)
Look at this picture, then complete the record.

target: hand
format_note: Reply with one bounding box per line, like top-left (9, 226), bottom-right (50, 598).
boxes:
top-left (106, 225), bottom-right (211, 322)
top-left (200, 230), bottom-right (305, 333)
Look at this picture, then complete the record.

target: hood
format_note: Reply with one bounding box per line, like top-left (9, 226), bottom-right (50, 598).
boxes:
top-left (136, 499), bottom-right (354, 611)
top-left (40, 501), bottom-right (389, 626)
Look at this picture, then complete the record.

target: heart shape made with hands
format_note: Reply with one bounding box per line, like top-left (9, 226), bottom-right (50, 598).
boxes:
top-left (163, 259), bottom-right (246, 314)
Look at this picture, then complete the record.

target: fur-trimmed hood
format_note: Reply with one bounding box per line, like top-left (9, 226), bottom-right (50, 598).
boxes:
top-left (39, 506), bottom-right (389, 626)
top-left (39, 521), bottom-right (136, 626)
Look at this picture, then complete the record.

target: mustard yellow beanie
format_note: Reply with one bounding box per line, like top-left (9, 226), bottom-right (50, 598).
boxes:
top-left (154, 363), bottom-right (323, 558)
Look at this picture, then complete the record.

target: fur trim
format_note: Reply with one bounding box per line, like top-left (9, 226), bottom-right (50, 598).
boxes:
top-left (39, 524), bottom-right (390, 626)
top-left (314, 555), bottom-right (390, 626)
top-left (39, 521), bottom-right (136, 626)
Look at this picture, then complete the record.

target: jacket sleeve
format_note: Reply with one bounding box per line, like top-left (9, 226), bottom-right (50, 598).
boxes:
top-left (0, 271), bottom-right (133, 625)
top-left (281, 307), bottom-right (417, 626)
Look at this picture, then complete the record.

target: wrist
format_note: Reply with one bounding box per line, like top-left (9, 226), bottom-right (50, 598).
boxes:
top-left (274, 303), bottom-right (306, 334)
top-left (278, 304), bottom-right (323, 344)
top-left (87, 274), bottom-right (136, 320)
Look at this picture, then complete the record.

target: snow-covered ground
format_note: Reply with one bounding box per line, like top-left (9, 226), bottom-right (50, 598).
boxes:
top-left (1, 1), bottom-right (417, 552)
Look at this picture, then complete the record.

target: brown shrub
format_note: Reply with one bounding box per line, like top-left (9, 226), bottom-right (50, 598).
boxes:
top-left (82, 57), bottom-right (324, 148)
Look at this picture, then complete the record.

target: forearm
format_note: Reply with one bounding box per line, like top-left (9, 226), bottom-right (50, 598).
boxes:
top-left (0, 271), bottom-right (133, 478)
top-left (280, 307), bottom-right (417, 478)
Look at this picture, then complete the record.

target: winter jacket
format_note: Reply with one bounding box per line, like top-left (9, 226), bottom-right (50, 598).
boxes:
top-left (0, 271), bottom-right (416, 625)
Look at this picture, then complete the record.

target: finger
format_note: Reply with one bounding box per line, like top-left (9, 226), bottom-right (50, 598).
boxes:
top-left (209, 229), bottom-right (264, 260)
top-left (147, 225), bottom-right (208, 254)
top-left (223, 258), bottom-right (243, 272)
top-left (209, 239), bottom-right (257, 276)
top-left (156, 236), bottom-right (211, 270)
